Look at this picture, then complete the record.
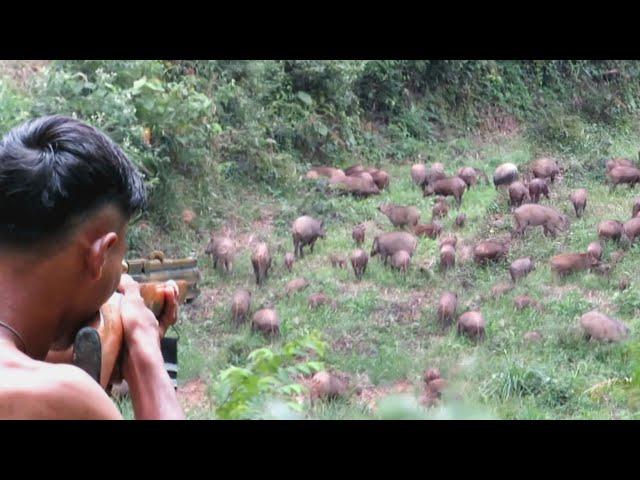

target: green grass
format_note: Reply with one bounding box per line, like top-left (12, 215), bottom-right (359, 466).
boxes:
top-left (120, 131), bottom-right (640, 420)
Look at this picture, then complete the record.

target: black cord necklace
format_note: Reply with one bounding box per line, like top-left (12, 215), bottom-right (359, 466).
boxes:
top-left (0, 320), bottom-right (27, 354)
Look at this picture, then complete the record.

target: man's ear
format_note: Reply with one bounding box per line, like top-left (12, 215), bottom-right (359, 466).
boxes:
top-left (87, 232), bottom-right (119, 280)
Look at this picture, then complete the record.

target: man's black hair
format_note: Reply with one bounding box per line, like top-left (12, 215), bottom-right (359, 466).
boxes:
top-left (0, 115), bottom-right (146, 248)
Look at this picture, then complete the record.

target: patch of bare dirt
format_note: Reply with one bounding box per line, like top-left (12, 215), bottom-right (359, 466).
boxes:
top-left (474, 108), bottom-right (521, 144)
top-left (178, 379), bottom-right (211, 412)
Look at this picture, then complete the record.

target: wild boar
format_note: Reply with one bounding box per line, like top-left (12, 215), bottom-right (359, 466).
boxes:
top-left (514, 295), bottom-right (541, 311)
top-left (513, 204), bottom-right (569, 237)
top-left (352, 224), bottom-right (366, 246)
top-left (424, 176), bottom-right (467, 207)
top-left (250, 242), bottom-right (272, 286)
top-left (432, 198), bottom-right (449, 219)
top-left (570, 188), bottom-right (587, 218)
top-left (580, 311), bottom-right (629, 342)
top-left (623, 217), bottom-right (640, 244)
top-left (457, 311), bottom-right (486, 340)
top-left (329, 253), bottom-right (348, 269)
top-left (527, 178), bottom-right (550, 203)
top-left (370, 232), bottom-right (418, 265)
top-left (205, 234), bottom-right (236, 273)
top-left (439, 235), bottom-right (458, 249)
top-left (286, 278), bottom-right (310, 297)
top-left (508, 181), bottom-right (530, 207)
top-left (532, 157), bottom-right (560, 183)
top-left (284, 252), bottom-right (295, 272)
top-left (437, 292), bottom-right (458, 326)
top-left (550, 252), bottom-right (598, 277)
top-left (344, 164), bottom-right (365, 176)
top-left (605, 157), bottom-right (635, 172)
top-left (231, 289), bottom-right (252, 325)
top-left (378, 204), bottom-right (421, 228)
top-left (455, 213), bottom-right (467, 228)
top-left (608, 166), bottom-right (640, 189)
top-left (390, 250), bottom-right (411, 274)
top-left (350, 249), bottom-right (369, 280)
top-left (292, 215), bottom-right (326, 258)
top-left (310, 371), bottom-right (348, 401)
top-left (423, 368), bottom-right (441, 384)
top-left (251, 309), bottom-right (280, 336)
top-left (493, 163), bottom-right (518, 188)
top-left (332, 173), bottom-right (380, 197)
top-left (457, 166), bottom-right (479, 188)
top-left (509, 257), bottom-right (535, 282)
top-left (473, 240), bottom-right (509, 264)
top-left (439, 244), bottom-right (456, 271)
top-left (411, 163), bottom-right (427, 186)
top-left (308, 293), bottom-right (332, 309)
top-left (414, 222), bottom-right (442, 239)
top-left (598, 220), bottom-right (624, 242)
top-left (422, 162), bottom-right (447, 187)
top-left (587, 241), bottom-right (602, 261)
top-left (370, 169), bottom-right (390, 191)
top-left (632, 197), bottom-right (640, 218)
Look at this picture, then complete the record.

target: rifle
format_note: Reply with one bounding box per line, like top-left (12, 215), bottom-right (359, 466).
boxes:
top-left (51, 252), bottom-right (200, 393)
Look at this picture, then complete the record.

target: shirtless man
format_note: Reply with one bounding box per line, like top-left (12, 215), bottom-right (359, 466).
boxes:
top-left (0, 115), bottom-right (185, 419)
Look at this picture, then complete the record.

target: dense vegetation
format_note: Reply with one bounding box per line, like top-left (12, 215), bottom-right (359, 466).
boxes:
top-left (2, 60), bottom-right (640, 419)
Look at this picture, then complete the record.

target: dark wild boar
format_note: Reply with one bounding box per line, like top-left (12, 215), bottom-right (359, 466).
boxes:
top-left (457, 311), bottom-right (486, 340)
top-left (527, 178), bottom-right (549, 203)
top-left (493, 163), bottom-right (518, 188)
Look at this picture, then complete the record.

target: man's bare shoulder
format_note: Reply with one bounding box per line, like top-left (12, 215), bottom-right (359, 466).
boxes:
top-left (0, 351), bottom-right (123, 420)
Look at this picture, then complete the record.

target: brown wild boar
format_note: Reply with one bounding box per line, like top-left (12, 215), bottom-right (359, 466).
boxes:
top-left (251, 309), bottom-right (280, 336)
top-left (432, 198), bottom-right (449, 219)
top-left (605, 157), bottom-right (635, 172)
top-left (370, 232), bottom-right (418, 265)
top-left (598, 220), bottom-right (624, 242)
top-left (411, 163), bottom-right (427, 186)
top-left (623, 217), bottom-right (640, 244)
top-left (509, 257), bottom-right (535, 282)
top-left (514, 295), bottom-right (540, 311)
top-left (508, 181), bottom-right (530, 207)
top-left (493, 163), bottom-right (518, 188)
top-left (344, 164), bottom-right (365, 176)
top-left (423, 368), bottom-right (441, 384)
top-left (439, 244), bottom-right (456, 271)
top-left (370, 169), bottom-right (390, 191)
top-left (632, 198), bottom-right (640, 218)
top-left (332, 173), bottom-right (380, 197)
top-left (437, 292), bottom-right (458, 326)
top-left (308, 166), bottom-right (345, 180)
top-left (292, 215), bottom-right (326, 258)
top-left (422, 163), bottom-right (447, 187)
top-left (284, 252), bottom-right (295, 272)
top-left (527, 178), bottom-right (549, 203)
top-left (390, 250), bottom-right (411, 274)
top-left (414, 222), bottom-right (442, 239)
top-left (350, 248), bottom-right (369, 280)
top-left (455, 213), bottom-right (467, 228)
top-left (205, 234), bottom-right (236, 273)
top-left (580, 311), bottom-right (629, 343)
top-left (587, 241), bottom-right (603, 261)
top-left (570, 188), bottom-right (587, 218)
top-left (457, 311), bottom-right (486, 340)
top-left (329, 253), bottom-right (347, 269)
top-left (457, 167), bottom-right (478, 188)
top-left (352, 224), bottom-right (366, 246)
top-left (308, 293), bottom-right (331, 309)
top-left (423, 176), bottom-right (467, 207)
top-left (378, 203), bottom-right (421, 228)
top-left (608, 166), bottom-right (640, 189)
top-left (513, 204), bottom-right (569, 237)
top-left (532, 157), bottom-right (560, 183)
top-left (251, 242), bottom-right (272, 286)
top-left (550, 252), bottom-right (598, 277)
top-left (310, 371), bottom-right (348, 401)
top-left (439, 235), bottom-right (458, 249)
top-left (286, 278), bottom-right (310, 296)
top-left (474, 240), bottom-right (509, 265)
top-left (231, 289), bottom-right (252, 325)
